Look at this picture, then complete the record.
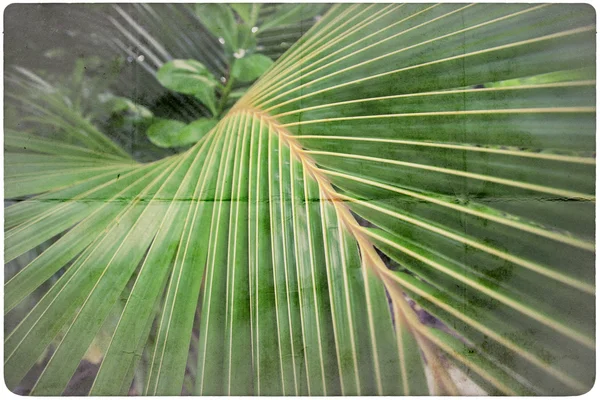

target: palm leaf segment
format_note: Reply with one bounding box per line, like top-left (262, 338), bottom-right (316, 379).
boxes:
top-left (4, 3), bottom-right (595, 396)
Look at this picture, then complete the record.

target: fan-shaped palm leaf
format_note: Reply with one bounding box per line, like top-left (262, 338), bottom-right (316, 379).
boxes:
top-left (4, 3), bottom-right (595, 396)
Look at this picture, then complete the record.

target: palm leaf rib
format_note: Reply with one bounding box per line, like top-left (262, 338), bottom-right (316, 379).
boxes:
top-left (4, 3), bottom-right (595, 396)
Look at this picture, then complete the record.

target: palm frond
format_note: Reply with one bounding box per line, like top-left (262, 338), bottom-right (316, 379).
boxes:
top-left (4, 3), bottom-right (595, 396)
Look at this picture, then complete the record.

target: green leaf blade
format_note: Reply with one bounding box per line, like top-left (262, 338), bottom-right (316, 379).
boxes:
top-left (156, 60), bottom-right (219, 115)
top-left (232, 54), bottom-right (274, 83)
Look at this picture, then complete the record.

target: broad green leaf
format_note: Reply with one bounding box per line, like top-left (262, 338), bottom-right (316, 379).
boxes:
top-left (146, 118), bottom-right (187, 148)
top-left (231, 3), bottom-right (252, 23)
top-left (195, 4), bottom-right (238, 52)
top-left (156, 60), bottom-right (219, 115)
top-left (231, 3), bottom-right (261, 27)
top-left (147, 118), bottom-right (218, 148)
top-left (177, 118), bottom-right (219, 146)
top-left (236, 23), bottom-right (257, 52)
top-left (231, 54), bottom-right (274, 83)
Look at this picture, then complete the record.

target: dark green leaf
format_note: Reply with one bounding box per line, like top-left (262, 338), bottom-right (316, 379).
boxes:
top-left (237, 23), bottom-right (257, 52)
top-left (156, 60), bottom-right (219, 115)
top-left (147, 119), bottom-right (187, 148)
top-left (231, 54), bottom-right (274, 83)
top-left (195, 4), bottom-right (238, 52)
top-left (231, 4), bottom-right (253, 24)
top-left (233, 4), bottom-right (262, 27)
top-left (176, 118), bottom-right (219, 146)
top-left (147, 118), bottom-right (218, 148)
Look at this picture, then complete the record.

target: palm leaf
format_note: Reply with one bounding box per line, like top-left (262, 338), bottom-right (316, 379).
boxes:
top-left (4, 3), bottom-right (595, 396)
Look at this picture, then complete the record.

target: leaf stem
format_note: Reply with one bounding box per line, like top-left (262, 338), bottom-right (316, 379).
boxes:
top-left (217, 62), bottom-right (236, 117)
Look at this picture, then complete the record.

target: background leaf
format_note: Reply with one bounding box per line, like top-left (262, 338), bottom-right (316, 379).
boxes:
top-left (146, 118), bottom-right (187, 148)
top-left (195, 4), bottom-right (239, 53)
top-left (147, 118), bottom-right (218, 148)
top-left (236, 23), bottom-right (257, 52)
top-left (176, 119), bottom-right (219, 146)
top-left (231, 54), bottom-right (274, 83)
top-left (231, 3), bottom-right (261, 27)
top-left (156, 59), bottom-right (219, 115)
